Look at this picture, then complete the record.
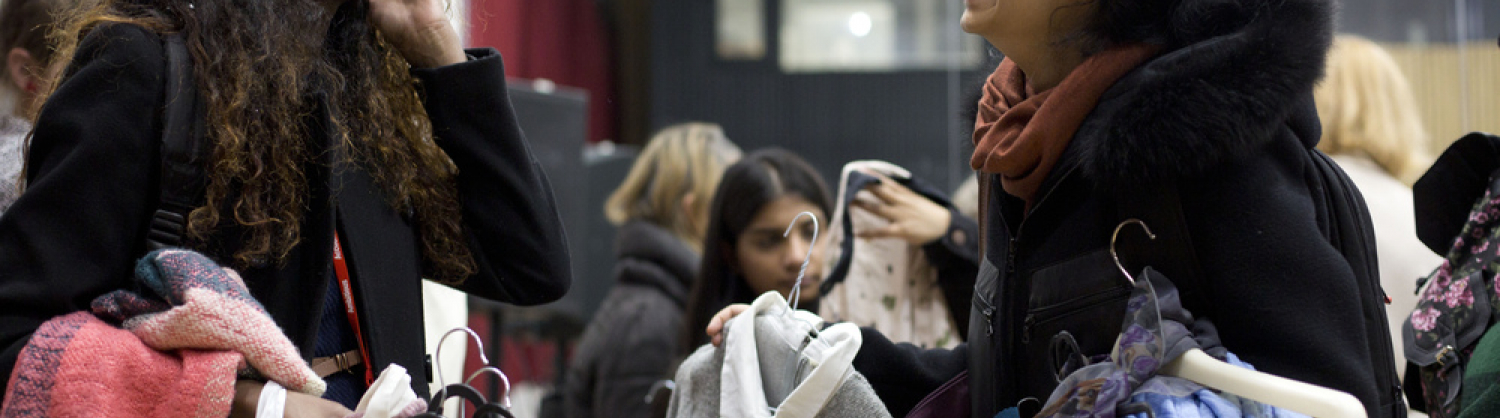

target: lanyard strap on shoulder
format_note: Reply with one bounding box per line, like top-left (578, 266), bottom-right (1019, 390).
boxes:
top-left (332, 231), bottom-right (376, 386)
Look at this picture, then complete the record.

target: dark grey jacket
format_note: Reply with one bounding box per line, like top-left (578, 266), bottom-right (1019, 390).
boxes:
top-left (564, 221), bottom-right (697, 418)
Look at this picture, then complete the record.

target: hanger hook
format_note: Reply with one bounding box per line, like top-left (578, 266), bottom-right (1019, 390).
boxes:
top-left (435, 327), bottom-right (489, 389)
top-left (465, 366), bottom-right (512, 409)
top-left (783, 211), bottom-right (819, 311)
top-left (1111, 219), bottom-right (1156, 285)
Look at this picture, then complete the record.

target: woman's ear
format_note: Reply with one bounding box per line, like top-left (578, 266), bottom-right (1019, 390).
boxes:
top-left (680, 192), bottom-right (697, 216)
top-left (681, 192), bottom-right (703, 237)
top-left (6, 48), bottom-right (38, 94)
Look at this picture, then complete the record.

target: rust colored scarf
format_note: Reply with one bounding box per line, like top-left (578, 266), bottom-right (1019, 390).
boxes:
top-left (970, 45), bottom-right (1158, 205)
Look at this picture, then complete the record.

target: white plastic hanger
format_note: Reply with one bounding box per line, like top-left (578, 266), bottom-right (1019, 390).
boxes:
top-left (1111, 219), bottom-right (1367, 418)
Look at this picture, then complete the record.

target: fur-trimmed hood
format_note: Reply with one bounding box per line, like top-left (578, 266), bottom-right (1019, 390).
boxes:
top-left (1070, 0), bottom-right (1334, 186)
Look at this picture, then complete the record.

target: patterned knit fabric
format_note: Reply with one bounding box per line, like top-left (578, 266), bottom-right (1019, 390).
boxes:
top-left (1, 312), bottom-right (243, 418)
top-left (0, 249), bottom-right (325, 418)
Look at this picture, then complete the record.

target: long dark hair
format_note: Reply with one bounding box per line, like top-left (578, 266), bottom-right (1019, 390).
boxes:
top-left (681, 148), bottom-right (832, 352)
top-left (36, 0), bottom-right (474, 282)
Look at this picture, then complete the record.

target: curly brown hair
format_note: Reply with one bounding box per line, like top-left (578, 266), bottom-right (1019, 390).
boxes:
top-left (37, 0), bottom-right (476, 282)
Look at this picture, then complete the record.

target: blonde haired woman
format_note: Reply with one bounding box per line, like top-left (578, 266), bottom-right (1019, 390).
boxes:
top-left (563, 122), bottom-right (741, 418)
top-left (1315, 34), bottom-right (1442, 379)
top-left (1316, 35), bottom-right (1432, 184)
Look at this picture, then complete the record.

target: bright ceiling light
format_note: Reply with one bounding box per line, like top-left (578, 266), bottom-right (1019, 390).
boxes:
top-left (848, 12), bottom-right (872, 37)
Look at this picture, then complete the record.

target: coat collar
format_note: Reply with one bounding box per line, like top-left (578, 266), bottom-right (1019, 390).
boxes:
top-left (1068, 0), bottom-right (1334, 188)
top-left (614, 220), bottom-right (699, 303)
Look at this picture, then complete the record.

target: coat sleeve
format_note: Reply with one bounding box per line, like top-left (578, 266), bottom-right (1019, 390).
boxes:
top-left (922, 206), bottom-right (978, 334)
top-left (0, 24), bottom-right (167, 394)
top-left (410, 49), bottom-right (571, 306)
top-left (851, 328), bottom-right (968, 417)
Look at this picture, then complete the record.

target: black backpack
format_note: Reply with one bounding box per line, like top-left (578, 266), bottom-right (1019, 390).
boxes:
top-left (144, 32), bottom-right (207, 251)
top-left (1116, 148), bottom-right (1405, 418)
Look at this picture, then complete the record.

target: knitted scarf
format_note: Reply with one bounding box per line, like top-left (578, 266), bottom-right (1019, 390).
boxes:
top-left (970, 45), bottom-right (1158, 205)
top-left (0, 249), bottom-right (323, 418)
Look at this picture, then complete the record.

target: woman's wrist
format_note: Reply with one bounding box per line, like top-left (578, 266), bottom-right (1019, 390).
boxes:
top-left (230, 380), bottom-right (265, 418)
top-left (395, 24), bottom-right (466, 68)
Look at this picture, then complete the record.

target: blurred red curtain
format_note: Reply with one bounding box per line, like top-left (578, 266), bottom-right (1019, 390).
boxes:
top-left (469, 0), bottom-right (616, 143)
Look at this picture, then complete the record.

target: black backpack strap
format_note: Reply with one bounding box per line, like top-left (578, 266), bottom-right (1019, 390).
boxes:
top-left (1113, 183), bottom-right (1212, 319)
top-left (145, 32), bottom-right (206, 251)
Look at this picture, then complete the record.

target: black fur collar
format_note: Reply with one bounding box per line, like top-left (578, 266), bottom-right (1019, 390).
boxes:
top-left (1070, 0), bottom-right (1334, 186)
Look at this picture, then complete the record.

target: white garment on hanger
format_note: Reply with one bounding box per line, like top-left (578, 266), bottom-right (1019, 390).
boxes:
top-left (721, 291), bottom-right (864, 418)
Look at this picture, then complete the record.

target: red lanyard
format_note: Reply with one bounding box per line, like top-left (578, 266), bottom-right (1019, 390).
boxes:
top-left (332, 231), bottom-right (376, 386)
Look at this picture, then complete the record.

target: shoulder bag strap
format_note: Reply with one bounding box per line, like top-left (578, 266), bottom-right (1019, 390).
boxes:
top-left (145, 32), bottom-right (206, 251)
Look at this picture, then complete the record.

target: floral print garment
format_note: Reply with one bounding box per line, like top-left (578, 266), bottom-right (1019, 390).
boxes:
top-left (1403, 174), bottom-right (1500, 418)
top-left (819, 161), bottom-right (960, 349)
top-left (1033, 267), bottom-right (1305, 418)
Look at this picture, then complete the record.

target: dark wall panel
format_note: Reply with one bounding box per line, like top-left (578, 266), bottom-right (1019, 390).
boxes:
top-left (649, 0), bottom-right (987, 191)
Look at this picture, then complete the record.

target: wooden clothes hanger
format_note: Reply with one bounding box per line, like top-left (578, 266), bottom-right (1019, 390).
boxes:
top-left (1110, 219), bottom-right (1367, 418)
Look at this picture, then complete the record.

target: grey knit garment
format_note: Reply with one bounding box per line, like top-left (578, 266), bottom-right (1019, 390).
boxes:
top-left (665, 315), bottom-right (891, 418)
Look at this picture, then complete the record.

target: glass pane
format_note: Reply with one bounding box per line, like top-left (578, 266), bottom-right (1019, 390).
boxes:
top-left (779, 0), bottom-right (982, 73)
top-left (717, 0), bottom-right (767, 60)
top-left (1338, 0), bottom-right (1499, 156)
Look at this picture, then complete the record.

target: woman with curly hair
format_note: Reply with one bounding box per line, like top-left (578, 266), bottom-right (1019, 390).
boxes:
top-left (0, 0), bottom-right (570, 415)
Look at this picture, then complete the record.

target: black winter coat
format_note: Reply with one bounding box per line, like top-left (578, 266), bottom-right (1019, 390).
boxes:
top-left (853, 0), bottom-right (1394, 416)
top-left (563, 221), bottom-right (698, 418)
top-left (0, 23), bottom-right (571, 398)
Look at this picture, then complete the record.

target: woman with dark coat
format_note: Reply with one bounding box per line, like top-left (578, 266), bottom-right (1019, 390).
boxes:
top-left (0, 0), bottom-right (570, 414)
top-left (707, 0), bottom-right (1400, 416)
top-left (563, 123), bottom-right (741, 418)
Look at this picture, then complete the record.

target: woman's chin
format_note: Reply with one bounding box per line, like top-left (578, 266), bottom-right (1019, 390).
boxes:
top-left (959, 13), bottom-right (980, 34)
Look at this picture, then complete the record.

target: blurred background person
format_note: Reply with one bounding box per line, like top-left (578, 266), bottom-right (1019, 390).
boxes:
top-left (1315, 34), bottom-right (1444, 379)
top-left (563, 122), bottom-right (741, 418)
top-left (683, 148), bottom-right (832, 351)
top-left (0, 0), bottom-right (73, 213)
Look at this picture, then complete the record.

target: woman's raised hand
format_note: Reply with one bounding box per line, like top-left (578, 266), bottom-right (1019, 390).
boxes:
top-left (851, 172), bottom-right (951, 245)
top-left (366, 0), bottom-right (467, 68)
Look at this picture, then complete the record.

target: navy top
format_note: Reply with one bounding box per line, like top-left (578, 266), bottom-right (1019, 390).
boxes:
top-left (316, 269), bottom-right (365, 409)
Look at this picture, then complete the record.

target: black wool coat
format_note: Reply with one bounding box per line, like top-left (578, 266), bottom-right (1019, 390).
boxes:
top-left (0, 23), bottom-right (571, 398)
top-left (853, 0), bottom-right (1395, 416)
top-left (563, 221), bottom-right (699, 418)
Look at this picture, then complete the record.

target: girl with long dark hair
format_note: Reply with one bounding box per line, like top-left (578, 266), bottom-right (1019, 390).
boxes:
top-left (683, 148), bottom-right (833, 352)
top-left (0, 0), bottom-right (570, 415)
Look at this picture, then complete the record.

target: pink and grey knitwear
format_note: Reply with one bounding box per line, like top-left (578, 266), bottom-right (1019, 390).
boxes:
top-left (0, 249), bottom-right (325, 417)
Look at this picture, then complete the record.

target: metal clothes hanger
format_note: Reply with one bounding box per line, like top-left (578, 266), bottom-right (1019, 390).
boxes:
top-left (782, 211), bottom-right (819, 311)
top-left (767, 211), bottom-right (821, 415)
top-left (1111, 218), bottom-right (1156, 285)
top-left (1108, 219), bottom-right (1365, 418)
top-left (415, 327), bottom-right (492, 418)
top-left (466, 367), bottom-right (515, 418)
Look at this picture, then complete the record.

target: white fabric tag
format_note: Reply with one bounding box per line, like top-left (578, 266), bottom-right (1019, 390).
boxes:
top-left (256, 380), bottom-right (287, 418)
